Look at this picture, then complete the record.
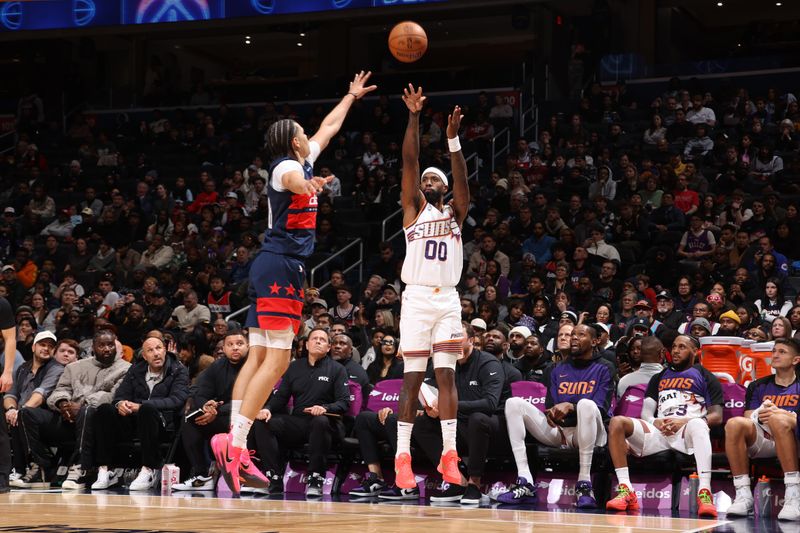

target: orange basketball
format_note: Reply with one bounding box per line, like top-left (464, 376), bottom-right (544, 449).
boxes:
top-left (388, 21), bottom-right (428, 63)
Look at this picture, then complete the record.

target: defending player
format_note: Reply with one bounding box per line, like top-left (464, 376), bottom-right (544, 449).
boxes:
top-left (605, 334), bottom-right (722, 517)
top-left (393, 85), bottom-right (469, 489)
top-left (211, 71), bottom-right (376, 495)
top-left (725, 338), bottom-right (800, 520)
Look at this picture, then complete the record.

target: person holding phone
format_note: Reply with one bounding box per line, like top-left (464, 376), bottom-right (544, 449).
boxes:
top-left (174, 330), bottom-right (249, 491)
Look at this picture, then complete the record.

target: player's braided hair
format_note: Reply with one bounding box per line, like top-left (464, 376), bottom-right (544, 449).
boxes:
top-left (266, 119), bottom-right (299, 160)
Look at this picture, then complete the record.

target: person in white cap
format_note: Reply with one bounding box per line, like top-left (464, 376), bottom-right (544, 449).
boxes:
top-left (509, 324), bottom-right (532, 355)
top-left (393, 84), bottom-right (470, 497)
top-left (469, 318), bottom-right (487, 349)
top-left (4, 331), bottom-right (64, 488)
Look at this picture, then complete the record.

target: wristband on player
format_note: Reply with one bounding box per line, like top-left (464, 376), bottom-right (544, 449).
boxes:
top-left (447, 136), bottom-right (462, 153)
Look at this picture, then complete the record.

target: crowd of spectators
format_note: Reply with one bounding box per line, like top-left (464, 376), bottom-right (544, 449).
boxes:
top-left (3, 77), bottom-right (800, 500)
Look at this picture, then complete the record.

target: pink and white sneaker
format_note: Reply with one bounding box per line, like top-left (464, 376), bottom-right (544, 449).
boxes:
top-left (239, 449), bottom-right (270, 489)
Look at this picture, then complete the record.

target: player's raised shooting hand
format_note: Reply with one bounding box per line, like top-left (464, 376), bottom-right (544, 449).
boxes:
top-left (446, 105), bottom-right (463, 139)
top-left (402, 84), bottom-right (426, 114)
top-left (348, 70), bottom-right (377, 99)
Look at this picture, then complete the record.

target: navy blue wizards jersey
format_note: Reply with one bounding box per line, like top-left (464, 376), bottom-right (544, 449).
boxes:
top-left (645, 364), bottom-right (723, 419)
top-left (544, 353), bottom-right (615, 425)
top-left (261, 142), bottom-right (321, 258)
top-left (746, 375), bottom-right (800, 412)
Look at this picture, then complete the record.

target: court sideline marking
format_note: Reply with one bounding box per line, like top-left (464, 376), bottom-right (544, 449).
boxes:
top-left (8, 496), bottom-right (728, 532)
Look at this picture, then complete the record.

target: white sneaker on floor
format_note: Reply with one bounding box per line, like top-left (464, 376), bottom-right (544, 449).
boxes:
top-left (61, 464), bottom-right (87, 490)
top-left (172, 475), bottom-right (214, 491)
top-left (91, 468), bottom-right (120, 490)
top-left (9, 469), bottom-right (21, 483)
top-left (726, 493), bottom-right (753, 516)
top-left (779, 492), bottom-right (800, 521)
top-left (129, 468), bottom-right (156, 491)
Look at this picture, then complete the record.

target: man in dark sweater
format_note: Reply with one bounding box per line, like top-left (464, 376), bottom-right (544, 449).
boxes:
top-left (514, 333), bottom-right (551, 383)
top-left (654, 290), bottom-right (683, 332)
top-left (174, 330), bottom-right (248, 491)
top-left (411, 322), bottom-right (509, 505)
top-left (483, 329), bottom-right (523, 398)
top-left (89, 335), bottom-right (190, 491)
top-left (331, 333), bottom-right (370, 399)
top-left (251, 327), bottom-right (349, 498)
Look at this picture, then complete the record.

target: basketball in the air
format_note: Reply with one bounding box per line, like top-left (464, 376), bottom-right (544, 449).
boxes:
top-left (388, 21), bottom-right (428, 63)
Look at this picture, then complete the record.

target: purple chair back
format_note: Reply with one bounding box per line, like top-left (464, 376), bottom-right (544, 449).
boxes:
top-left (347, 380), bottom-right (363, 417)
top-left (510, 381), bottom-right (547, 412)
top-left (366, 379), bottom-right (403, 412)
top-left (722, 382), bottom-right (746, 422)
top-left (615, 384), bottom-right (648, 419)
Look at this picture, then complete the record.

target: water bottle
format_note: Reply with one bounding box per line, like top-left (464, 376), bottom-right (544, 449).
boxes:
top-left (688, 472), bottom-right (699, 514)
top-left (755, 475), bottom-right (772, 518)
top-left (161, 464), bottom-right (173, 495)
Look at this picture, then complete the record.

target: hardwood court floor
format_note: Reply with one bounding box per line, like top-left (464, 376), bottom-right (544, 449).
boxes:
top-left (0, 492), bottom-right (729, 533)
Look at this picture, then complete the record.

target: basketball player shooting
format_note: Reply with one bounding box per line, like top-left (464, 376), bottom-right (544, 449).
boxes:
top-left (394, 85), bottom-right (469, 489)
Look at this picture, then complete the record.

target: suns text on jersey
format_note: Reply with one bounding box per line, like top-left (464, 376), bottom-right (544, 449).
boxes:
top-left (407, 218), bottom-right (453, 242)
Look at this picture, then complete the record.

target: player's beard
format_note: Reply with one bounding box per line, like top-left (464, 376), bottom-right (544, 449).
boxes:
top-left (423, 188), bottom-right (443, 205)
top-left (670, 356), bottom-right (692, 372)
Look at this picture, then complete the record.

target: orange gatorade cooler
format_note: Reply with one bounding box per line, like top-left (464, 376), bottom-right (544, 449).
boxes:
top-left (750, 341), bottom-right (775, 381)
top-left (699, 336), bottom-right (743, 383)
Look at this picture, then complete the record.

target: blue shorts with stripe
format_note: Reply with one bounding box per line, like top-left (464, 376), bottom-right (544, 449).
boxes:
top-left (245, 251), bottom-right (305, 333)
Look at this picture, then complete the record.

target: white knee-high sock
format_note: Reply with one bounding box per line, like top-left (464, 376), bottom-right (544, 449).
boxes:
top-left (505, 399), bottom-right (534, 483)
top-left (396, 421), bottom-right (413, 457)
top-left (575, 400), bottom-right (601, 482)
top-left (684, 419), bottom-right (712, 492)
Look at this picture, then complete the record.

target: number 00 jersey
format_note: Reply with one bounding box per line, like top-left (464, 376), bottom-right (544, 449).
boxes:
top-left (645, 364), bottom-right (724, 419)
top-left (401, 200), bottom-right (463, 287)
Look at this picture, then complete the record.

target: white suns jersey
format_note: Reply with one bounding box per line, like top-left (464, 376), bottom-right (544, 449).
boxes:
top-left (401, 202), bottom-right (463, 287)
